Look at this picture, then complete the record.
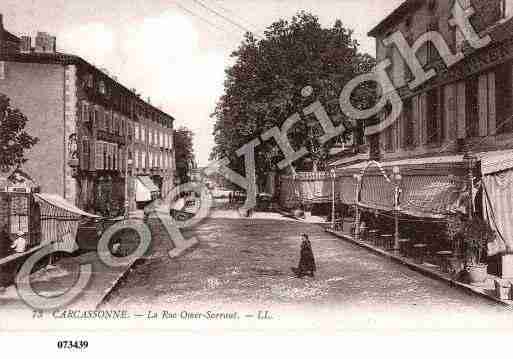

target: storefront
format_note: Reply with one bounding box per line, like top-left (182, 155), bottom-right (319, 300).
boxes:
top-left (0, 171), bottom-right (98, 287)
top-left (135, 176), bottom-right (160, 208)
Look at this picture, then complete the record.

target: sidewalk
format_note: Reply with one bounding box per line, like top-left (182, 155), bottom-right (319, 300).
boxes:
top-left (0, 210), bottom-right (187, 312)
top-left (326, 228), bottom-right (513, 307)
top-left (0, 250), bottom-right (137, 311)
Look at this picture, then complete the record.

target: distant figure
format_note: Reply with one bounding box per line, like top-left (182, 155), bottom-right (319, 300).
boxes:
top-left (11, 231), bottom-right (27, 253)
top-left (292, 233), bottom-right (316, 278)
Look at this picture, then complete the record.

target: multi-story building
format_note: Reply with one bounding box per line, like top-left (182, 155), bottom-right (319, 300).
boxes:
top-left (0, 14), bottom-right (176, 215)
top-left (327, 0), bottom-right (513, 278)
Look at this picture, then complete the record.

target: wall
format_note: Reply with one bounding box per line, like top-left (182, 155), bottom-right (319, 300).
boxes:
top-left (372, 0), bottom-right (508, 161)
top-left (0, 61), bottom-right (65, 195)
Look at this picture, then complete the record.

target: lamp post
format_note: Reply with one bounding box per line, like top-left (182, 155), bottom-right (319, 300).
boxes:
top-left (353, 173), bottom-right (363, 241)
top-left (124, 149), bottom-right (133, 220)
top-left (463, 151), bottom-right (477, 220)
top-left (330, 169), bottom-right (336, 230)
top-left (392, 166), bottom-right (402, 254)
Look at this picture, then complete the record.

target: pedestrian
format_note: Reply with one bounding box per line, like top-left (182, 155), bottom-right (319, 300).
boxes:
top-left (293, 233), bottom-right (316, 278)
top-left (11, 230), bottom-right (27, 254)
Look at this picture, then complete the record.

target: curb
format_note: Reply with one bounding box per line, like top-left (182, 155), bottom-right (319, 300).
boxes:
top-left (325, 228), bottom-right (513, 308)
top-left (96, 257), bottom-right (140, 309)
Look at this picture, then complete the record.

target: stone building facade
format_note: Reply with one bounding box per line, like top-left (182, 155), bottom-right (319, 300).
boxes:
top-left (349, 0), bottom-right (513, 278)
top-left (0, 15), bottom-right (176, 215)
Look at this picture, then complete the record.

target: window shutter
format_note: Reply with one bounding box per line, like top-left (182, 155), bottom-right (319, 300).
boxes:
top-left (456, 82), bottom-right (466, 139)
top-left (0, 61), bottom-right (5, 80)
top-left (488, 72), bottom-right (496, 135)
top-left (420, 93), bottom-right (428, 145)
top-left (444, 84), bottom-right (455, 140)
top-left (478, 74), bottom-right (489, 136)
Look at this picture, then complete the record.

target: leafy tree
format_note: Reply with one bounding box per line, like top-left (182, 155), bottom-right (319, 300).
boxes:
top-left (211, 12), bottom-right (376, 185)
top-left (173, 126), bottom-right (195, 184)
top-left (0, 94), bottom-right (39, 172)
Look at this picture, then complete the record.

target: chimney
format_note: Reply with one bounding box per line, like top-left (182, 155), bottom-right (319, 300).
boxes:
top-left (35, 32), bottom-right (56, 53)
top-left (20, 36), bottom-right (31, 53)
top-left (0, 14), bottom-right (3, 50)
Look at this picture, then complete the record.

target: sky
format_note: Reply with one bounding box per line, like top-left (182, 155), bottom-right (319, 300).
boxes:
top-left (3, 0), bottom-right (404, 166)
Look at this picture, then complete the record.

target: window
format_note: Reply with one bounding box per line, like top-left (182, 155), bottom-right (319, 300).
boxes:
top-left (81, 102), bottom-right (88, 122)
top-left (112, 144), bottom-right (116, 170)
top-left (135, 124), bottom-right (140, 141)
top-left (426, 18), bottom-right (440, 63)
top-left (95, 141), bottom-right (104, 170)
top-left (104, 111), bottom-right (109, 133)
top-left (427, 89), bottom-right (438, 144)
top-left (142, 151), bottom-right (146, 169)
top-left (149, 129), bottom-right (152, 145)
top-left (382, 104), bottom-right (394, 151)
top-left (405, 16), bottom-right (412, 29)
top-left (403, 98), bottom-right (414, 148)
top-left (466, 76), bottom-right (480, 137)
top-left (135, 149), bottom-right (139, 169)
top-left (428, 0), bottom-right (436, 12)
top-left (0, 61), bottom-right (5, 80)
top-left (84, 74), bottom-right (93, 88)
top-left (141, 126), bottom-right (146, 143)
top-left (81, 138), bottom-right (90, 170)
top-left (97, 110), bottom-right (104, 130)
top-left (99, 80), bottom-right (106, 95)
top-left (501, 0), bottom-right (513, 18)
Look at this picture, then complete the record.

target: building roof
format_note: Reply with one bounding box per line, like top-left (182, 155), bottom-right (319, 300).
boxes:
top-left (0, 51), bottom-right (176, 124)
top-left (3, 30), bottom-right (20, 43)
top-left (368, 0), bottom-right (423, 37)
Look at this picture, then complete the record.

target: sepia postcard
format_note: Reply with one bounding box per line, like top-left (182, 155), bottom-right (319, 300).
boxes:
top-left (1, 0), bottom-right (513, 350)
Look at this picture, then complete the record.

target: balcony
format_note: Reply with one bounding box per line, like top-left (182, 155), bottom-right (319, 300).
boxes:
top-left (97, 130), bottom-right (126, 145)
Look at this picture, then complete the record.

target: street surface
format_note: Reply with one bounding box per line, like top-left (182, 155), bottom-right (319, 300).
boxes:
top-left (102, 209), bottom-right (513, 330)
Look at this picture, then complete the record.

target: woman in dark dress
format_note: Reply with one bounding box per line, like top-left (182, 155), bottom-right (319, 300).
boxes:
top-left (295, 233), bottom-right (316, 278)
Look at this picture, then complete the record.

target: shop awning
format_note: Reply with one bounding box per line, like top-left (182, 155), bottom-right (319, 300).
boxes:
top-left (338, 176), bottom-right (357, 205)
top-left (479, 149), bottom-right (513, 175)
top-left (34, 193), bottom-right (99, 219)
top-left (135, 176), bottom-right (159, 202)
top-left (400, 175), bottom-right (467, 218)
top-left (354, 174), bottom-right (467, 218)
top-left (331, 156), bottom-right (468, 218)
top-left (34, 193), bottom-right (99, 250)
top-left (359, 175), bottom-right (396, 212)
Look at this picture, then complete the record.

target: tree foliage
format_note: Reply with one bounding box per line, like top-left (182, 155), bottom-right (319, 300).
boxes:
top-left (211, 12), bottom-right (375, 183)
top-left (0, 94), bottom-right (39, 172)
top-left (173, 126), bottom-right (195, 184)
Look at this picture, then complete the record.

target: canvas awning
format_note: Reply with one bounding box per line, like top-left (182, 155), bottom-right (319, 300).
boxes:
top-left (479, 149), bottom-right (513, 252)
top-left (34, 193), bottom-right (99, 250)
top-left (135, 176), bottom-right (159, 202)
top-left (331, 155), bottom-right (469, 218)
top-left (358, 174), bottom-right (396, 212)
top-left (400, 175), bottom-right (467, 218)
top-left (354, 174), bottom-right (467, 218)
top-left (34, 193), bottom-right (99, 219)
top-left (338, 176), bottom-right (357, 205)
top-left (479, 149), bottom-right (513, 175)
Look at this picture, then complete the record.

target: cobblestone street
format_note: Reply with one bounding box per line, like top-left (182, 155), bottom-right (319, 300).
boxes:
top-left (102, 210), bottom-right (513, 329)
